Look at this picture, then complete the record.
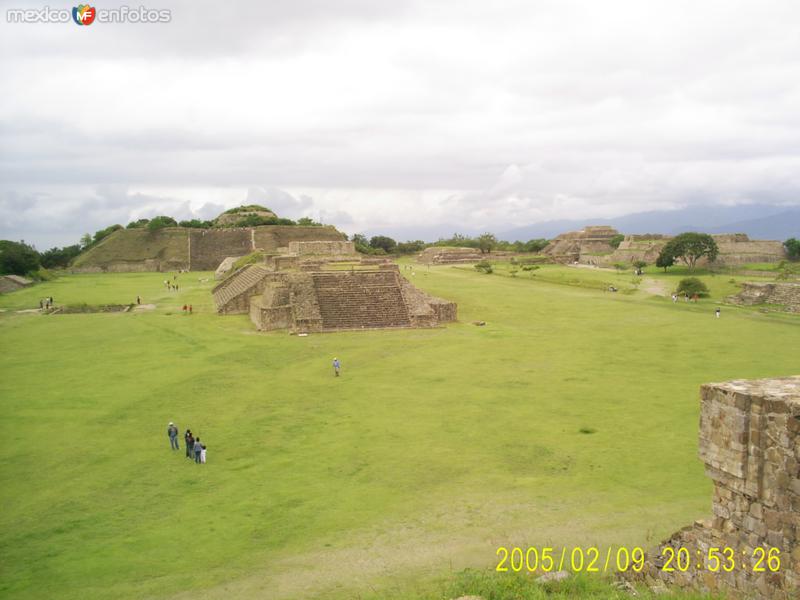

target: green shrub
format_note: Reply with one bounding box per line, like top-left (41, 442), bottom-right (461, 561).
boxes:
top-left (475, 260), bottom-right (493, 274)
top-left (610, 234), bottom-right (625, 248)
top-left (676, 277), bottom-right (709, 297)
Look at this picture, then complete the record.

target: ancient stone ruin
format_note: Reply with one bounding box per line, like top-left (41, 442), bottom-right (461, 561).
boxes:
top-left (727, 282), bottom-right (800, 313)
top-left (213, 242), bottom-right (457, 333)
top-left (0, 274), bottom-right (33, 294)
top-left (541, 226), bottom-right (620, 263)
top-left (417, 247), bottom-right (486, 264)
top-left (627, 376), bottom-right (800, 599)
top-left (600, 233), bottom-right (786, 268)
top-left (72, 218), bottom-right (346, 273)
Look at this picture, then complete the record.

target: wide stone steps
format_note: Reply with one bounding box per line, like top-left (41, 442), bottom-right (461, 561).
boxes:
top-left (213, 264), bottom-right (268, 308)
top-left (312, 272), bottom-right (411, 329)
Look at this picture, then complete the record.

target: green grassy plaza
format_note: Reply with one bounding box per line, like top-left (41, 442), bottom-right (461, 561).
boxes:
top-left (1, 262), bottom-right (798, 599)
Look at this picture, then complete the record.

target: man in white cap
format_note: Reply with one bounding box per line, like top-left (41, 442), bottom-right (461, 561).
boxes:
top-left (332, 357), bottom-right (341, 377)
top-left (167, 422), bottom-right (179, 450)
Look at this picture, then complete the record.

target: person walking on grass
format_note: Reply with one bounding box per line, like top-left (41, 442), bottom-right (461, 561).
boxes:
top-left (185, 430), bottom-right (194, 459)
top-left (167, 422), bottom-right (179, 450)
top-left (333, 357), bottom-right (341, 377)
top-left (193, 437), bottom-right (203, 463)
top-left (715, 307), bottom-right (721, 319)
top-left (200, 443), bottom-right (207, 464)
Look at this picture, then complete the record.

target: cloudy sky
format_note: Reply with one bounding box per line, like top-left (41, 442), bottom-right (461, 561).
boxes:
top-left (1, 0), bottom-right (799, 248)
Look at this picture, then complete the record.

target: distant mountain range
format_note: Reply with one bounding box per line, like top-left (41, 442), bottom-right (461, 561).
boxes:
top-left (499, 204), bottom-right (800, 241)
top-left (360, 204), bottom-right (799, 242)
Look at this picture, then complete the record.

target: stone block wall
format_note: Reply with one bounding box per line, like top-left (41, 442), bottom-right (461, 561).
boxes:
top-left (287, 241), bottom-right (356, 255)
top-left (190, 229), bottom-right (253, 271)
top-left (728, 283), bottom-right (800, 313)
top-left (627, 377), bottom-right (800, 598)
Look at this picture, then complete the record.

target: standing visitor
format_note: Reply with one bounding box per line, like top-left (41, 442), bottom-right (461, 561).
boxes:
top-left (185, 430), bottom-right (194, 459)
top-left (136, 295), bottom-right (141, 305)
top-left (715, 307), bottom-right (721, 319)
top-left (167, 422), bottom-right (179, 450)
top-left (193, 437), bottom-right (203, 463)
top-left (167, 421), bottom-right (181, 450)
top-left (333, 357), bottom-right (341, 377)
top-left (200, 443), bottom-right (207, 464)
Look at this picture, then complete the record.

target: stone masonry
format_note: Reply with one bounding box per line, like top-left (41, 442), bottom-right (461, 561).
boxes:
top-left (213, 242), bottom-right (457, 333)
top-left (627, 377), bottom-right (800, 599)
top-left (727, 282), bottom-right (800, 314)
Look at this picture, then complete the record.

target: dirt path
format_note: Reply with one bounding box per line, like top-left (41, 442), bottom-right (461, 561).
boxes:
top-left (641, 278), bottom-right (668, 296)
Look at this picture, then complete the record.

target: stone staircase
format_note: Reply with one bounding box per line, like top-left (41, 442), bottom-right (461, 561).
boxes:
top-left (312, 271), bottom-right (412, 330)
top-left (212, 264), bottom-right (269, 312)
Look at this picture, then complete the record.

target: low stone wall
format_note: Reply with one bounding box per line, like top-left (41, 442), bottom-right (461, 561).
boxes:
top-left (418, 247), bottom-right (484, 264)
top-left (287, 241), bottom-right (356, 256)
top-left (625, 377), bottom-right (800, 598)
top-left (727, 282), bottom-right (800, 313)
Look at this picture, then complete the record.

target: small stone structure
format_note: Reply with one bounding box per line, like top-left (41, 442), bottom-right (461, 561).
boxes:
top-left (418, 247), bottom-right (485, 264)
top-left (626, 377), bottom-right (800, 599)
top-left (213, 242), bottom-right (457, 333)
top-left (727, 282), bottom-right (800, 313)
top-left (0, 275), bottom-right (33, 294)
top-left (542, 226), bottom-right (620, 263)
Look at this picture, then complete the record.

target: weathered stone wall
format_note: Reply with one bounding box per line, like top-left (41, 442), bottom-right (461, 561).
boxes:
top-left (287, 241), bottom-right (356, 255)
top-left (190, 229), bottom-right (253, 271)
top-left (252, 225), bottom-right (344, 254)
top-left (727, 282), bottom-right (800, 313)
top-left (418, 247), bottom-right (484, 264)
top-left (627, 377), bottom-right (800, 599)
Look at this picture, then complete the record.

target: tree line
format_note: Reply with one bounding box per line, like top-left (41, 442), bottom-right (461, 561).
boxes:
top-left (348, 232), bottom-right (550, 255)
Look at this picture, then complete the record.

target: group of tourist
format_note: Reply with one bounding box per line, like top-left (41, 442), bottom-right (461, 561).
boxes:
top-left (167, 422), bottom-right (207, 464)
top-left (163, 275), bottom-right (180, 291)
top-left (38, 296), bottom-right (54, 310)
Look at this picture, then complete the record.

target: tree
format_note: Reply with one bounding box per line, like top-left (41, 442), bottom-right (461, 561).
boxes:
top-left (93, 224), bottom-right (123, 244)
top-left (656, 251), bottom-right (675, 272)
top-left (524, 238), bottom-right (549, 253)
top-left (178, 219), bottom-right (213, 228)
top-left (80, 233), bottom-right (93, 248)
top-left (676, 277), bottom-right (709, 297)
top-left (126, 218), bottom-right (150, 229)
top-left (396, 240), bottom-right (425, 254)
top-left (147, 216), bottom-right (178, 231)
top-left (474, 260), bottom-right (493, 274)
top-left (296, 217), bottom-right (322, 226)
top-left (40, 244), bottom-right (82, 269)
top-left (0, 240), bottom-right (41, 275)
top-left (477, 232), bottom-right (497, 254)
top-left (351, 234), bottom-right (370, 254)
top-left (660, 233), bottom-right (718, 270)
top-left (785, 238), bottom-right (800, 261)
top-left (369, 235), bottom-right (397, 254)
top-left (610, 234), bottom-right (625, 249)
